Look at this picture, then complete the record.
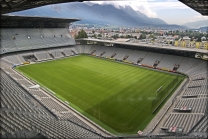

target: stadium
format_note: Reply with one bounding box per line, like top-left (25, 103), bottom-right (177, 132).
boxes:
top-left (0, 0), bottom-right (207, 139)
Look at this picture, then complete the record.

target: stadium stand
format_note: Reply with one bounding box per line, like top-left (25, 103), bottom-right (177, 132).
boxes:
top-left (48, 48), bottom-right (64, 59)
top-left (174, 98), bottom-right (207, 113)
top-left (11, 29), bottom-right (34, 50)
top-left (88, 45), bottom-right (99, 55)
top-left (126, 50), bottom-right (148, 63)
top-left (1, 40), bottom-right (207, 138)
top-left (93, 46), bottom-right (105, 56)
top-left (1, 4), bottom-right (207, 137)
top-left (27, 28), bottom-right (47, 48)
top-left (102, 47), bottom-right (118, 58)
top-left (16, 51), bottom-right (34, 63)
top-left (193, 116), bottom-right (208, 132)
top-left (157, 55), bottom-right (183, 70)
top-left (40, 29), bottom-right (59, 47)
top-left (58, 28), bottom-right (76, 45)
top-left (62, 47), bottom-right (74, 56)
top-left (78, 44), bottom-right (208, 138)
top-left (113, 48), bottom-right (129, 60)
top-left (83, 45), bottom-right (93, 54)
top-left (182, 85), bottom-right (207, 97)
top-left (140, 52), bottom-right (164, 66)
top-left (0, 15), bottom-right (112, 139)
top-left (1, 29), bottom-right (19, 52)
top-left (2, 54), bottom-right (21, 64)
top-left (0, 28), bottom-right (75, 54)
top-left (163, 113), bottom-right (203, 132)
top-left (34, 50), bottom-right (53, 61)
top-left (0, 68), bottom-right (106, 139)
top-left (0, 44), bottom-right (6, 54)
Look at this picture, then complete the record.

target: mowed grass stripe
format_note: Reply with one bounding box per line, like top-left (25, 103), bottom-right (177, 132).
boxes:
top-left (96, 70), bottom-right (170, 129)
top-left (17, 55), bottom-right (184, 135)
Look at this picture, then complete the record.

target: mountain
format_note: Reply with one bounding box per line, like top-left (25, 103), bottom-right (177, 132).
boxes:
top-left (9, 2), bottom-right (183, 29)
top-left (119, 5), bottom-right (167, 25)
top-left (183, 19), bottom-right (208, 28)
top-left (199, 26), bottom-right (208, 33)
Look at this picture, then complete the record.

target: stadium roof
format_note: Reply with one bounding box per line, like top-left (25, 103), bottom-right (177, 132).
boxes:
top-left (1, 0), bottom-right (83, 14)
top-left (1, 14), bottom-right (80, 28)
top-left (179, 0), bottom-right (208, 15)
top-left (79, 38), bottom-right (208, 54)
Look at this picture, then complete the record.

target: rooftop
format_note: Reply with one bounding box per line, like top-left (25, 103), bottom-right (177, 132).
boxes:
top-left (179, 0), bottom-right (208, 15)
top-left (1, 14), bottom-right (81, 28)
top-left (79, 38), bottom-right (208, 54)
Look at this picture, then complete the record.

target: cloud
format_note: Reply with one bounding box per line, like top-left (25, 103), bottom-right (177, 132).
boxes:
top-left (84, 0), bottom-right (190, 18)
top-left (148, 1), bottom-right (189, 10)
top-left (84, 0), bottom-right (207, 24)
top-left (84, 0), bottom-right (158, 18)
top-left (183, 15), bottom-right (208, 24)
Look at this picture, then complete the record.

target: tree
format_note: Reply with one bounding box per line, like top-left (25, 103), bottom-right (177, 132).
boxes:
top-left (148, 34), bottom-right (155, 39)
top-left (75, 29), bottom-right (88, 39)
top-left (176, 30), bottom-right (179, 34)
top-left (188, 30), bottom-right (193, 33)
top-left (112, 34), bottom-right (119, 39)
top-left (195, 36), bottom-right (201, 42)
top-left (92, 34), bottom-right (97, 38)
top-left (126, 35), bottom-right (133, 38)
top-left (138, 34), bottom-right (146, 40)
top-left (98, 34), bottom-right (102, 37)
top-left (195, 34), bottom-right (204, 42)
top-left (75, 29), bottom-right (88, 44)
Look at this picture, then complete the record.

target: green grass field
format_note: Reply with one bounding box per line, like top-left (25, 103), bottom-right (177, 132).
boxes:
top-left (16, 55), bottom-right (185, 135)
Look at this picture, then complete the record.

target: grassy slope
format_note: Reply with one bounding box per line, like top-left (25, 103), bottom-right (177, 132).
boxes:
top-left (17, 55), bottom-right (184, 135)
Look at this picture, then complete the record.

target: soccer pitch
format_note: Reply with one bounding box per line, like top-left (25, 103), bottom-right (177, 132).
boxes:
top-left (17, 55), bottom-right (185, 134)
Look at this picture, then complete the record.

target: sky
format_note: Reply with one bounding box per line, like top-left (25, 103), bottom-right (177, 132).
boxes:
top-left (85, 0), bottom-right (208, 25)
